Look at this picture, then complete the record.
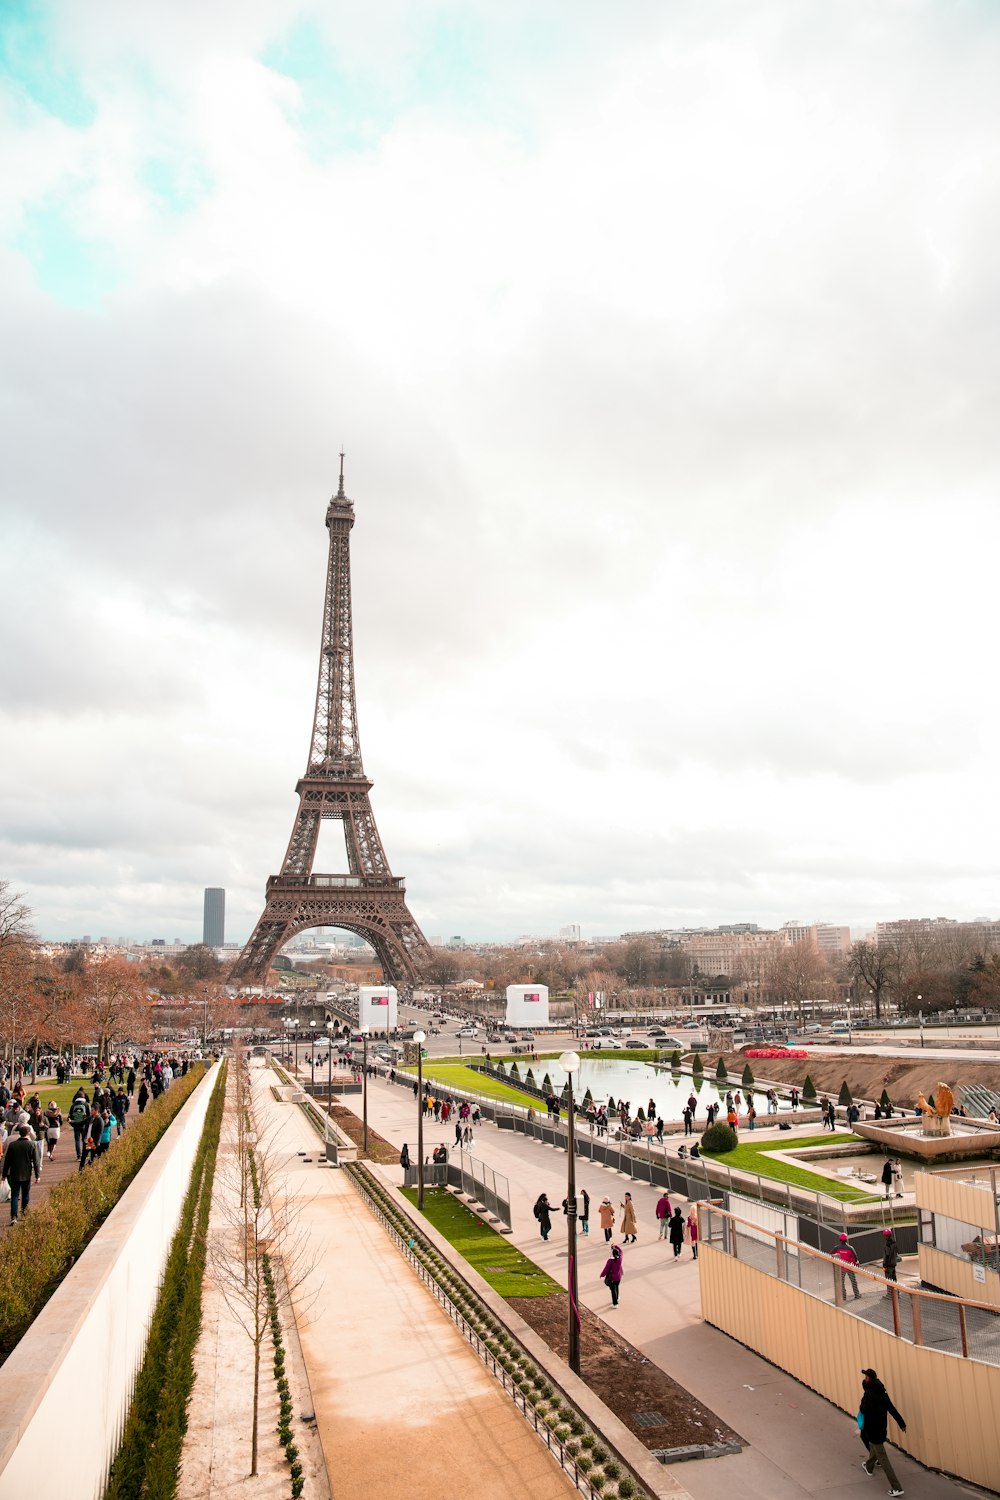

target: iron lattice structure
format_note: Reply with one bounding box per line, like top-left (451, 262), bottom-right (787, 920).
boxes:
top-left (230, 463), bottom-right (432, 986)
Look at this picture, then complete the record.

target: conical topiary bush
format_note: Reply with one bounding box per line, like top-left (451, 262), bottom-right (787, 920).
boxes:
top-left (838, 1080), bottom-right (852, 1107)
top-left (715, 1056), bottom-right (728, 1081)
top-left (803, 1074), bottom-right (817, 1103)
top-left (742, 1063), bottom-right (754, 1089)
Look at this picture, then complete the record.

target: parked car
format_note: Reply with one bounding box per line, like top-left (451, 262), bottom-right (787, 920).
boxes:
top-left (456, 1026), bottom-right (478, 1037)
top-left (486, 1032), bottom-right (504, 1042)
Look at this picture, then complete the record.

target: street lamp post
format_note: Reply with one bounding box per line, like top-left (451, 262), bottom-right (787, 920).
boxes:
top-left (361, 1027), bottom-right (370, 1154)
top-left (918, 996), bottom-right (924, 1049)
top-left (846, 997), bottom-right (852, 1046)
top-left (326, 1020), bottom-right (334, 1114)
top-left (413, 1031), bottom-right (426, 1210)
top-left (560, 1049), bottom-right (582, 1376)
top-left (202, 987), bottom-right (208, 1050)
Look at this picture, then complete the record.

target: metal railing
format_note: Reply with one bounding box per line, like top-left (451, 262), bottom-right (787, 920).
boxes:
top-left (344, 1164), bottom-right (649, 1500)
top-left (402, 1150), bottom-right (513, 1231)
top-left (701, 1200), bottom-right (1000, 1367)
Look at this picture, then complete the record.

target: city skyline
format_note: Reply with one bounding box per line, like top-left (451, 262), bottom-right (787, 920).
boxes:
top-left (4, 5), bottom-right (1000, 945)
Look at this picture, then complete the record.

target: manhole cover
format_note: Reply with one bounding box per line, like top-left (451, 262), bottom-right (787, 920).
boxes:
top-left (634, 1412), bottom-right (665, 1429)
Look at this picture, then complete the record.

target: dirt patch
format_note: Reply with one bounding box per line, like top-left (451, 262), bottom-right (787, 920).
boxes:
top-left (723, 1050), bottom-right (1000, 1112)
top-left (510, 1293), bottom-right (740, 1455)
top-left (325, 1102), bottom-right (401, 1165)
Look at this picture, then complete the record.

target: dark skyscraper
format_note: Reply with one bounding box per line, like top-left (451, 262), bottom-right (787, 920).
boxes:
top-left (203, 887), bottom-right (225, 947)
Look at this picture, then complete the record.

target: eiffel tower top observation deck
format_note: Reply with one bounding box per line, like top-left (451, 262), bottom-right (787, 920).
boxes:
top-left (230, 460), bottom-right (432, 985)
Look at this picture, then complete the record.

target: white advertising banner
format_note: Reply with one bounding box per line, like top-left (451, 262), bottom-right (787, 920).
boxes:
top-left (359, 985), bottom-right (398, 1032)
top-left (505, 984), bottom-right (550, 1028)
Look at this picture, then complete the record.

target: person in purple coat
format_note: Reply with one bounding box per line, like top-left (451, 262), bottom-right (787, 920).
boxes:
top-left (600, 1244), bottom-right (624, 1307)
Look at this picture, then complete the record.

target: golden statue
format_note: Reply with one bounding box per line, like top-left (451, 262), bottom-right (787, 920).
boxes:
top-left (915, 1083), bottom-right (954, 1135)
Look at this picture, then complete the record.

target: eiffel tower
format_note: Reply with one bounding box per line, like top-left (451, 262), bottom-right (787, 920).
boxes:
top-left (230, 459), bottom-right (432, 987)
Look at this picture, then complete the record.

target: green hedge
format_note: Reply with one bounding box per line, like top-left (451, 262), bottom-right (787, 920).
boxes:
top-left (104, 1062), bottom-right (226, 1500)
top-left (0, 1064), bottom-right (211, 1361)
top-left (701, 1121), bottom-right (738, 1154)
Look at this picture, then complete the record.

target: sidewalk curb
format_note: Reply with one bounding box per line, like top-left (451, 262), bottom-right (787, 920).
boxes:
top-left (371, 1164), bottom-right (695, 1500)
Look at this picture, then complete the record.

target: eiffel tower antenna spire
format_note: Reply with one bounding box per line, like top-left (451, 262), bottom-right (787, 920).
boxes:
top-left (230, 475), bottom-right (431, 987)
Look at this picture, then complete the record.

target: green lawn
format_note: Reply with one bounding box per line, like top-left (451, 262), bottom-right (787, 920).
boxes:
top-left (400, 1061), bottom-right (541, 1110)
top-left (8, 1076), bottom-right (112, 1112)
top-left (401, 1186), bottom-right (561, 1297)
top-left (707, 1132), bottom-right (878, 1202)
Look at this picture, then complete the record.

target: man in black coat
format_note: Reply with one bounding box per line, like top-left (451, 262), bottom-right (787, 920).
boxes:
top-left (859, 1367), bottom-right (907, 1494)
top-left (2, 1124), bottom-right (40, 1222)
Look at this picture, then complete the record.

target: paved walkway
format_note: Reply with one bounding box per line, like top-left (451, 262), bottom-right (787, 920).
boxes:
top-left (251, 1062), bottom-right (577, 1500)
top-left (353, 1072), bottom-right (978, 1500)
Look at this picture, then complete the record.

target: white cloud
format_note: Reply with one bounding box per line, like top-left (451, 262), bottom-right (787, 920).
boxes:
top-left (3, 2), bottom-right (1000, 944)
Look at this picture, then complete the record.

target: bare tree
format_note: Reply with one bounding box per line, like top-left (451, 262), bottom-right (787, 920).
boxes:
top-left (766, 940), bottom-right (832, 1024)
top-left (210, 1051), bottom-right (319, 1475)
top-left (0, 881), bottom-right (34, 954)
top-left (848, 939), bottom-right (891, 1021)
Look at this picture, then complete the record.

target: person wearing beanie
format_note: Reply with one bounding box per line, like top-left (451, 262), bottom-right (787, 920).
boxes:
top-left (858, 1367), bottom-right (907, 1494)
top-left (882, 1229), bottom-right (899, 1289)
top-left (834, 1233), bottom-right (862, 1300)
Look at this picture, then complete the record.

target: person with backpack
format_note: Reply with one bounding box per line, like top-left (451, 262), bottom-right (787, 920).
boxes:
top-left (43, 1100), bottom-right (63, 1160)
top-left (533, 1192), bottom-right (552, 1241)
top-left (834, 1233), bottom-right (862, 1300)
top-left (112, 1088), bottom-right (129, 1136)
top-left (68, 1089), bottom-right (90, 1161)
top-left (858, 1367), bottom-right (907, 1495)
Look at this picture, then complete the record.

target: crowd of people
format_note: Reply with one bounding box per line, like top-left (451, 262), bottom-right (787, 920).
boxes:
top-left (0, 1050), bottom-right (197, 1224)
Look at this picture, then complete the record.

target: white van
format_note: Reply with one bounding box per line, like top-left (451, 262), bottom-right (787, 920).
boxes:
top-left (830, 1021), bottom-right (850, 1035)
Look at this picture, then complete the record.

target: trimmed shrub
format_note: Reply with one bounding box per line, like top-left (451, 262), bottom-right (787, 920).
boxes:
top-left (542, 1073), bottom-right (552, 1095)
top-left (670, 1050), bottom-right (681, 1070)
top-left (582, 1087), bottom-right (594, 1108)
top-left (0, 1064), bottom-right (211, 1361)
top-left (636, 1107), bottom-right (645, 1122)
top-left (802, 1074), bottom-right (817, 1103)
top-left (880, 1087), bottom-right (892, 1110)
top-left (618, 1479), bottom-right (637, 1498)
top-left (607, 1096), bottom-right (616, 1111)
top-left (715, 1057), bottom-right (728, 1081)
top-left (509, 1062), bottom-right (520, 1081)
top-left (103, 1063), bottom-right (224, 1500)
top-left (691, 1054), bottom-right (703, 1076)
top-left (701, 1121), bottom-right (738, 1154)
top-left (525, 1068), bottom-right (536, 1090)
top-left (741, 1063), bottom-right (754, 1088)
top-left (838, 1080), bottom-right (853, 1106)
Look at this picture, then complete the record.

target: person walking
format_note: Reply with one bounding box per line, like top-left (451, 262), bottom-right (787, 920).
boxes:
top-left (43, 1100), bottom-right (62, 1160)
top-left (2, 1124), bottom-right (40, 1222)
top-left (620, 1191), bottom-right (638, 1244)
top-left (668, 1206), bottom-right (685, 1257)
top-left (834, 1233), bottom-right (862, 1300)
top-left (599, 1196), bottom-right (615, 1242)
top-left (891, 1159), bottom-right (904, 1198)
top-left (881, 1159), bottom-right (893, 1200)
top-left (686, 1208), bottom-right (699, 1258)
top-left (858, 1367), bottom-right (907, 1494)
top-left (600, 1244), bottom-right (624, 1307)
top-left (399, 1142), bottom-right (410, 1171)
top-left (580, 1188), bottom-right (590, 1236)
top-left (682, 1106), bottom-right (693, 1136)
top-left (137, 1079), bottom-right (150, 1114)
top-left (882, 1230), bottom-right (899, 1290)
top-left (533, 1192), bottom-right (552, 1241)
top-left (656, 1190), bottom-right (672, 1239)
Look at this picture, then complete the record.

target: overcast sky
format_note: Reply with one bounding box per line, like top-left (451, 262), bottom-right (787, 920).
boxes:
top-left (3, 2), bottom-right (1000, 949)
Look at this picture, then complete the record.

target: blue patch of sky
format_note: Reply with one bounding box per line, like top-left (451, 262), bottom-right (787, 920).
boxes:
top-left (262, 11), bottom-right (560, 160)
top-left (0, 0), bottom-right (96, 126)
top-left (141, 154), bottom-right (212, 217)
top-left (13, 195), bottom-right (120, 309)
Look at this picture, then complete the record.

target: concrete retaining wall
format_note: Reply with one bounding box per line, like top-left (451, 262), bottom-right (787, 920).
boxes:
top-left (0, 1063), bottom-right (223, 1500)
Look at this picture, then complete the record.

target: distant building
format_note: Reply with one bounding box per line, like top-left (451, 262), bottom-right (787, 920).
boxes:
top-left (203, 888), bottom-right (226, 947)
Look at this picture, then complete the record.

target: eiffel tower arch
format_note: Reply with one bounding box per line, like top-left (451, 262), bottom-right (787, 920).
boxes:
top-left (230, 460), bottom-right (432, 987)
